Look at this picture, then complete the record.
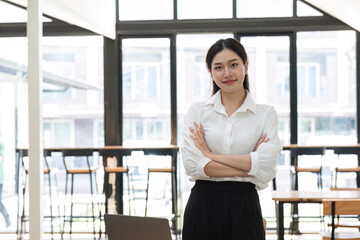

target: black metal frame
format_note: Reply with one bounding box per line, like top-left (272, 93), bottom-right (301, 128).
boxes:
top-left (0, 1), bottom-right (357, 148)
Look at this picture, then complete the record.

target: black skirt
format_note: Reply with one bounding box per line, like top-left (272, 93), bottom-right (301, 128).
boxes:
top-left (182, 180), bottom-right (265, 240)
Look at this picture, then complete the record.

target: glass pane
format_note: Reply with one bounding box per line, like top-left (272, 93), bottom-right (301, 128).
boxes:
top-left (178, 0), bottom-right (232, 19)
top-left (240, 36), bottom-right (290, 146)
top-left (0, 36), bottom-right (104, 149)
top-left (297, 0), bottom-right (322, 17)
top-left (0, 1), bottom-right (51, 23)
top-left (237, 0), bottom-right (292, 18)
top-left (0, 78), bottom-right (16, 232)
top-left (122, 38), bottom-right (171, 146)
top-left (119, 0), bottom-right (173, 20)
top-left (297, 31), bottom-right (356, 145)
top-left (42, 36), bottom-right (104, 148)
top-left (0, 36), bottom-right (104, 233)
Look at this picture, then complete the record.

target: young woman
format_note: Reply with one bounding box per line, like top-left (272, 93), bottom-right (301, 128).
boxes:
top-left (181, 38), bottom-right (282, 240)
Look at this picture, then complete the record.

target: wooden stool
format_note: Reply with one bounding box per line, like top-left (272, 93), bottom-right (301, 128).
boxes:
top-left (290, 147), bottom-right (325, 235)
top-left (145, 167), bottom-right (174, 216)
top-left (19, 150), bottom-right (61, 239)
top-left (145, 166), bottom-right (178, 238)
top-left (103, 156), bottom-right (134, 214)
top-left (61, 150), bottom-right (101, 239)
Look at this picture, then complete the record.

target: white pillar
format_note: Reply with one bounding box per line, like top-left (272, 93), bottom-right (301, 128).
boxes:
top-left (27, 0), bottom-right (43, 239)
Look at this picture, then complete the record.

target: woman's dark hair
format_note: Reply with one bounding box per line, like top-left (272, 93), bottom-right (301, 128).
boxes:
top-left (205, 38), bottom-right (249, 95)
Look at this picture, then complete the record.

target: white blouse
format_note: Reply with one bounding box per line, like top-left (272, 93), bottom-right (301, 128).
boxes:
top-left (180, 90), bottom-right (283, 190)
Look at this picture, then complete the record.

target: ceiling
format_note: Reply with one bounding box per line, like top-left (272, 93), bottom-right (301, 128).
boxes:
top-left (304, 0), bottom-right (360, 32)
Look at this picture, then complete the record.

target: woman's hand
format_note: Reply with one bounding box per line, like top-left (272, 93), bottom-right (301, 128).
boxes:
top-left (189, 123), bottom-right (212, 158)
top-left (254, 134), bottom-right (270, 151)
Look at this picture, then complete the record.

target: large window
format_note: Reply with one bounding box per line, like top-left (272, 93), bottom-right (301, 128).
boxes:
top-left (118, 0), bottom-right (173, 20)
top-left (0, 36), bottom-right (104, 232)
top-left (122, 38), bottom-right (171, 145)
top-left (240, 36), bottom-right (291, 146)
top-left (297, 31), bottom-right (356, 145)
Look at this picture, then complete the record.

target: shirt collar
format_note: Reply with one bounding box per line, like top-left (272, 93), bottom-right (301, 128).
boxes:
top-left (204, 90), bottom-right (257, 115)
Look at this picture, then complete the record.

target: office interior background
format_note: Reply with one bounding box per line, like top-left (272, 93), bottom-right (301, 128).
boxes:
top-left (0, 0), bottom-right (359, 238)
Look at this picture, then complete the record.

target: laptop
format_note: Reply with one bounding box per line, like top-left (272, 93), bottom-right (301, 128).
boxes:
top-left (104, 214), bottom-right (172, 240)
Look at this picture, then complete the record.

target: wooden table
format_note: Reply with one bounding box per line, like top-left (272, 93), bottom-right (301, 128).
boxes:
top-left (272, 190), bottom-right (360, 240)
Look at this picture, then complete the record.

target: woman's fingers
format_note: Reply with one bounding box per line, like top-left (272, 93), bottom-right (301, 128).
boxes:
top-left (261, 134), bottom-right (267, 141)
top-left (194, 123), bottom-right (201, 134)
top-left (200, 124), bottom-right (204, 135)
top-left (192, 123), bottom-right (205, 138)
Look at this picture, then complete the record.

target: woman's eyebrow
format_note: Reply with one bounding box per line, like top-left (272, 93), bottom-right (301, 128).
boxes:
top-left (213, 58), bottom-right (240, 65)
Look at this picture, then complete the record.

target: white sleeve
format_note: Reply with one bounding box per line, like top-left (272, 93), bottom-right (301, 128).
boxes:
top-left (248, 107), bottom-right (282, 185)
top-left (180, 103), bottom-right (211, 179)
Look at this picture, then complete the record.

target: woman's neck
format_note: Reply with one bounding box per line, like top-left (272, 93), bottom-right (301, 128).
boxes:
top-left (221, 89), bottom-right (246, 117)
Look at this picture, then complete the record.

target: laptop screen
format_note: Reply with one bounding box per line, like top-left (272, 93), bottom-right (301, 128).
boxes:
top-left (105, 214), bottom-right (172, 240)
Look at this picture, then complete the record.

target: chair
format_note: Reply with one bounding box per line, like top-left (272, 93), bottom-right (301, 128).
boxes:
top-left (333, 148), bottom-right (360, 188)
top-left (289, 147), bottom-right (325, 235)
top-left (144, 156), bottom-right (177, 236)
top-left (328, 188), bottom-right (360, 230)
top-left (19, 150), bottom-right (61, 239)
top-left (292, 147), bottom-right (325, 191)
top-left (61, 149), bottom-right (101, 238)
top-left (103, 156), bottom-right (134, 214)
top-left (321, 199), bottom-right (360, 240)
top-left (145, 167), bottom-right (175, 216)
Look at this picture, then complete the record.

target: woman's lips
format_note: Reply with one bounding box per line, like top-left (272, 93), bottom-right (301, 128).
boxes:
top-left (223, 80), bottom-right (237, 85)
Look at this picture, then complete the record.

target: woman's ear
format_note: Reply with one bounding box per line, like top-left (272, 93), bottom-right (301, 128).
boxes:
top-left (245, 61), bottom-right (249, 74)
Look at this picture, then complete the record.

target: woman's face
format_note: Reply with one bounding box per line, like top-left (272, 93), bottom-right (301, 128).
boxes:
top-left (209, 48), bottom-right (248, 94)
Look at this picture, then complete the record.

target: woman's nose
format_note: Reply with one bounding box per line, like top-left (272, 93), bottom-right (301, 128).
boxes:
top-left (224, 67), bottom-right (231, 77)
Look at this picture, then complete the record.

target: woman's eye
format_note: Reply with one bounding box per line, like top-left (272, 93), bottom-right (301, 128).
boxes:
top-left (231, 63), bottom-right (238, 67)
top-left (214, 66), bottom-right (222, 70)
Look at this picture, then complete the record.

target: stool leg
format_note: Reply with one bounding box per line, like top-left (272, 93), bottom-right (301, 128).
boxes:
top-left (89, 172), bottom-right (96, 239)
top-left (70, 173), bottom-right (74, 236)
top-left (54, 174), bottom-right (62, 235)
top-left (295, 171), bottom-right (299, 190)
top-left (104, 172), bottom-right (109, 214)
top-left (93, 171), bottom-right (102, 237)
top-left (20, 173), bottom-right (28, 239)
top-left (145, 171), bottom-right (150, 216)
top-left (171, 170), bottom-right (177, 239)
top-left (62, 173), bottom-right (69, 239)
top-left (126, 171), bottom-right (131, 214)
top-left (129, 171), bottom-right (136, 215)
top-left (335, 171), bottom-right (338, 188)
top-left (47, 173), bottom-right (54, 239)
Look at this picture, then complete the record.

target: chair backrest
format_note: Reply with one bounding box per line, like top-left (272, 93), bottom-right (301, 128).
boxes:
top-left (323, 199), bottom-right (360, 216)
top-left (295, 147), bottom-right (325, 168)
top-left (21, 150), bottom-right (52, 172)
top-left (295, 147), bottom-right (325, 156)
top-left (323, 199), bottom-right (360, 239)
top-left (330, 188), bottom-right (360, 191)
top-left (62, 149), bottom-right (99, 171)
top-left (333, 147), bottom-right (360, 155)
